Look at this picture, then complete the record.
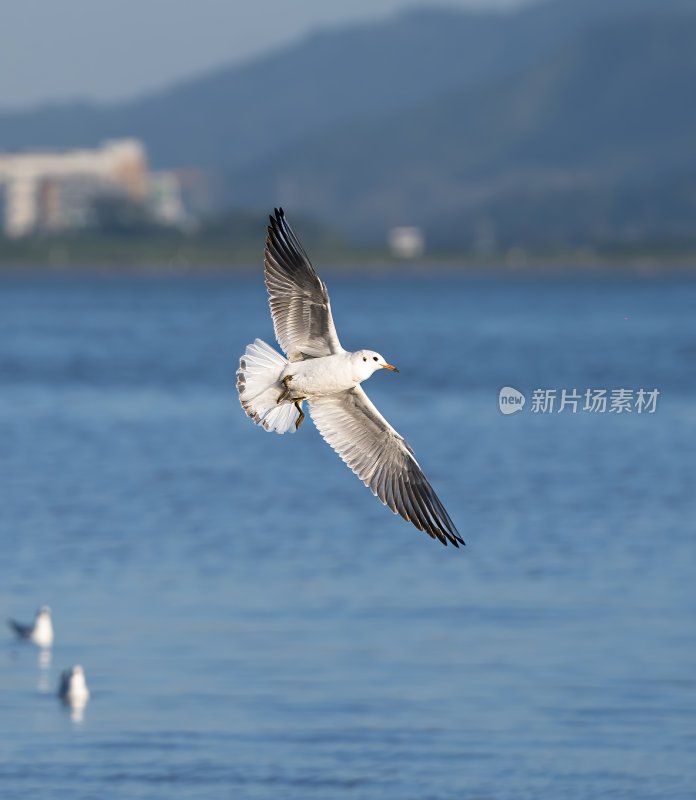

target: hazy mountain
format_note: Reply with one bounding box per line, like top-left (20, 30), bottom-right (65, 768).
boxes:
top-left (231, 12), bottom-right (696, 247)
top-left (0, 0), bottom-right (687, 171)
top-left (0, 0), bottom-right (694, 247)
top-left (0, 7), bottom-right (535, 169)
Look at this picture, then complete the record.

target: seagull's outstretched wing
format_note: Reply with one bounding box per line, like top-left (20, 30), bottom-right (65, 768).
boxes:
top-left (265, 208), bottom-right (343, 362)
top-left (7, 619), bottom-right (31, 639)
top-left (309, 388), bottom-right (463, 547)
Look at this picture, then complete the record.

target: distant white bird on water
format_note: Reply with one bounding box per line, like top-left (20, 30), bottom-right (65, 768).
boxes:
top-left (236, 208), bottom-right (463, 547)
top-left (7, 605), bottom-right (54, 648)
top-left (58, 665), bottom-right (90, 706)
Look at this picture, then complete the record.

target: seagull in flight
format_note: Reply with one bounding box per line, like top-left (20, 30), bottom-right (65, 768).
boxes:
top-left (236, 208), bottom-right (463, 547)
top-left (7, 605), bottom-right (54, 647)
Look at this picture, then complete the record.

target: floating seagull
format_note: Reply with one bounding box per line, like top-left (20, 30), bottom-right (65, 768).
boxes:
top-left (58, 665), bottom-right (90, 722)
top-left (236, 208), bottom-right (462, 547)
top-left (58, 665), bottom-right (90, 705)
top-left (7, 605), bottom-right (54, 648)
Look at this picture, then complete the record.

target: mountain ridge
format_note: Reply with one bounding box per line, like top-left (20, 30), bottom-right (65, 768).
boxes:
top-left (228, 12), bottom-right (696, 246)
top-left (0, 0), bottom-right (694, 247)
top-left (1, 0), bottom-right (688, 169)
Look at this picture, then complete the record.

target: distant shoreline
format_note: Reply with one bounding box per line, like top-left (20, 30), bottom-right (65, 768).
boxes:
top-left (1, 236), bottom-right (695, 275)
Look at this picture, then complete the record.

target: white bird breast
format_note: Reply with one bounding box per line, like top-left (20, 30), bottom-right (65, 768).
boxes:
top-left (282, 353), bottom-right (361, 398)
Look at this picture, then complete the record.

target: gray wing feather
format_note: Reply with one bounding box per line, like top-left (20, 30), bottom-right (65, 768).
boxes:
top-left (58, 669), bottom-right (72, 698)
top-left (308, 387), bottom-right (463, 547)
top-left (265, 208), bottom-right (343, 361)
top-left (7, 619), bottom-right (31, 639)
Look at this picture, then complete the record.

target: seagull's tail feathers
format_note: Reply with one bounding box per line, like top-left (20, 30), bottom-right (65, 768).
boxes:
top-left (237, 339), bottom-right (300, 434)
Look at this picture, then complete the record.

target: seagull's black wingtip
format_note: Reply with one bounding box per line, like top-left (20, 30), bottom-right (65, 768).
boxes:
top-left (268, 208), bottom-right (287, 234)
top-left (442, 530), bottom-right (466, 548)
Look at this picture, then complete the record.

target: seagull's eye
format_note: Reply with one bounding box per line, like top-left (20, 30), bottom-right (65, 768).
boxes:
top-left (373, 356), bottom-right (378, 361)
top-left (363, 357), bottom-right (367, 362)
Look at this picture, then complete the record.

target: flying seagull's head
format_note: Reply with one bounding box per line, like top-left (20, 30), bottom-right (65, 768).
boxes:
top-left (37, 606), bottom-right (52, 619)
top-left (353, 350), bottom-right (399, 380)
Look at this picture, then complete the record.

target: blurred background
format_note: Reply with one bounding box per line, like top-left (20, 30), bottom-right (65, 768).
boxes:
top-left (1, 2), bottom-right (695, 799)
top-left (0, 0), bottom-right (695, 263)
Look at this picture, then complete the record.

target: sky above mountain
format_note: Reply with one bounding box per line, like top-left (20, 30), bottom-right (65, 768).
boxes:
top-left (0, 0), bottom-right (529, 109)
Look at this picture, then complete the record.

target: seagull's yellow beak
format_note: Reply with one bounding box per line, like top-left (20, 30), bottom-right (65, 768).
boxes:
top-left (382, 363), bottom-right (399, 373)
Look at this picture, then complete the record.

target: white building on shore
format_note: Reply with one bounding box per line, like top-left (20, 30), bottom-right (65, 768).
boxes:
top-left (388, 226), bottom-right (425, 258)
top-left (0, 139), bottom-right (149, 237)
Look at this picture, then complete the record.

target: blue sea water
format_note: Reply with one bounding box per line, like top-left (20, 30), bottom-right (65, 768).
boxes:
top-left (0, 269), bottom-right (694, 799)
